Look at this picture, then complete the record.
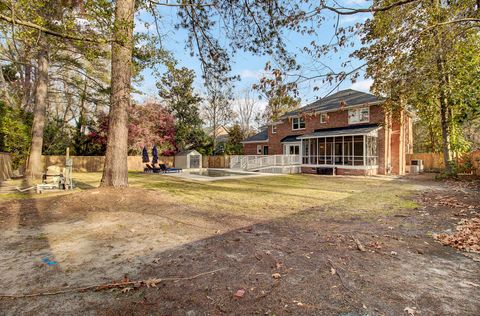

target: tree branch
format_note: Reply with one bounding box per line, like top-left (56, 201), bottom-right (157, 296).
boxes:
top-left (320, 0), bottom-right (419, 15)
top-left (0, 14), bottom-right (108, 43)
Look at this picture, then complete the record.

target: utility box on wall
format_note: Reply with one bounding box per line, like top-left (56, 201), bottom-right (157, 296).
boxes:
top-left (174, 150), bottom-right (202, 169)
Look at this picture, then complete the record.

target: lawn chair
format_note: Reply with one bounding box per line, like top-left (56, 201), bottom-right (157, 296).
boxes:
top-left (144, 163), bottom-right (161, 173)
top-left (159, 163), bottom-right (182, 173)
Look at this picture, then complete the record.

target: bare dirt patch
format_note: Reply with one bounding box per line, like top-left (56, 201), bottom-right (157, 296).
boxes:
top-left (0, 174), bottom-right (479, 315)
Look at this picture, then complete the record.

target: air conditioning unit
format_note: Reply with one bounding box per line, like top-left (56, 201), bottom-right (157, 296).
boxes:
top-left (411, 159), bottom-right (424, 172)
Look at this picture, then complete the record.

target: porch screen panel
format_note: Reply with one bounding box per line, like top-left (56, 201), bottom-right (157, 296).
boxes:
top-left (343, 136), bottom-right (353, 165)
top-left (318, 138), bottom-right (326, 164)
top-left (310, 138), bottom-right (318, 164)
top-left (302, 139), bottom-right (309, 164)
top-left (334, 137), bottom-right (343, 165)
top-left (366, 135), bottom-right (378, 166)
top-left (353, 135), bottom-right (364, 165)
top-left (325, 137), bottom-right (334, 165)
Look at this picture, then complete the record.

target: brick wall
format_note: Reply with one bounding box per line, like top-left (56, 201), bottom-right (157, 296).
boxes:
top-left (242, 104), bottom-right (412, 176)
top-left (243, 142), bottom-right (269, 155)
top-left (301, 166), bottom-right (377, 176)
top-left (265, 104), bottom-right (385, 155)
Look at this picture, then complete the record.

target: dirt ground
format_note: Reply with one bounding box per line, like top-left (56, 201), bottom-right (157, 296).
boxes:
top-left (0, 173), bottom-right (479, 315)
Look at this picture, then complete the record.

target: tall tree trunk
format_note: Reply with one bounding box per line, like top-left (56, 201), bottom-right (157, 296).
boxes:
top-left (100, 0), bottom-right (135, 188)
top-left (436, 57), bottom-right (453, 175)
top-left (26, 41), bottom-right (49, 178)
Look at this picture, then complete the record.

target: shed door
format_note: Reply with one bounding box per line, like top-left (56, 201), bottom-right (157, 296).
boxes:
top-left (190, 155), bottom-right (200, 168)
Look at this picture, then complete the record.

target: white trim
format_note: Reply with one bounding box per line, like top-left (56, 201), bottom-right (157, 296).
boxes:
top-left (320, 113), bottom-right (327, 124)
top-left (281, 140), bottom-right (301, 144)
top-left (241, 139), bottom-right (269, 144)
top-left (297, 128), bottom-right (380, 140)
top-left (302, 164), bottom-right (378, 170)
top-left (271, 125), bottom-right (277, 134)
top-left (268, 120), bottom-right (284, 126)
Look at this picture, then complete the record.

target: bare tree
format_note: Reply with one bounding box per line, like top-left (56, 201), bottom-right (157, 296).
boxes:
top-left (235, 88), bottom-right (258, 136)
top-left (202, 82), bottom-right (234, 153)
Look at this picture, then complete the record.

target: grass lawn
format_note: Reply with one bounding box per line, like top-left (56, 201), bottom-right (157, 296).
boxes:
top-left (75, 172), bottom-right (419, 219)
top-left (0, 172), bottom-right (479, 315)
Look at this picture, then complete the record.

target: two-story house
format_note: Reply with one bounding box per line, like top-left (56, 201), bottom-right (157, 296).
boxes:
top-left (241, 89), bottom-right (413, 175)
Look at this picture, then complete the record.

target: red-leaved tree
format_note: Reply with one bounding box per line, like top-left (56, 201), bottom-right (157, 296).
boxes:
top-left (87, 102), bottom-right (176, 156)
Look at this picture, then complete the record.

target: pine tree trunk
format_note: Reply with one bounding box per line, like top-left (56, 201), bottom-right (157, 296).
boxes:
top-left (26, 42), bottom-right (49, 179)
top-left (100, 0), bottom-right (135, 188)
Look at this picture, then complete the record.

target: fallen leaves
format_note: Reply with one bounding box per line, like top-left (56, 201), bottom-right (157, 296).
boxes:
top-left (434, 217), bottom-right (480, 253)
top-left (404, 306), bottom-right (417, 315)
top-left (271, 273), bottom-right (281, 279)
top-left (233, 288), bottom-right (245, 298)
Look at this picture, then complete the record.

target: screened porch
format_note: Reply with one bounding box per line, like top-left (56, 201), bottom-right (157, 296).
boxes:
top-left (299, 126), bottom-right (379, 168)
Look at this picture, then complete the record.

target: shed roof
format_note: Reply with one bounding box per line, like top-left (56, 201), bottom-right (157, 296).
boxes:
top-left (176, 149), bottom-right (201, 156)
top-left (298, 124), bottom-right (380, 139)
top-left (280, 135), bottom-right (301, 143)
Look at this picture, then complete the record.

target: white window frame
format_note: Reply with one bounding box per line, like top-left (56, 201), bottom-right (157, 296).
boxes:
top-left (320, 113), bottom-right (327, 124)
top-left (271, 125), bottom-right (277, 134)
top-left (257, 145), bottom-right (262, 154)
top-left (348, 106), bottom-right (370, 124)
top-left (292, 117), bottom-right (306, 130)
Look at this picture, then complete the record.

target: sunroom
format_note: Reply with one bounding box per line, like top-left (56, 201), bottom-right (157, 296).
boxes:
top-left (298, 125), bottom-right (380, 169)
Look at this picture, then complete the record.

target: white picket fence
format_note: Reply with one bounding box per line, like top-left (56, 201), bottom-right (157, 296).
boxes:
top-left (230, 155), bottom-right (300, 171)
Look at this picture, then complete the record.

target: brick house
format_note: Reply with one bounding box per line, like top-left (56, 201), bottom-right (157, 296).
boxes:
top-left (242, 89), bottom-right (413, 175)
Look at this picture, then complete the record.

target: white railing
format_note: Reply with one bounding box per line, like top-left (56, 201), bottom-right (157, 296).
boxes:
top-left (230, 155), bottom-right (300, 170)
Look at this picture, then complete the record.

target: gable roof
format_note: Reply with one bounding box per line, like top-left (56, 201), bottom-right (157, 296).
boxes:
top-left (241, 129), bottom-right (268, 143)
top-left (282, 89), bottom-right (384, 118)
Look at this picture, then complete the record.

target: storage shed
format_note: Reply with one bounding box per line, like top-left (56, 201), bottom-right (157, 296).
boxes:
top-left (174, 149), bottom-right (202, 169)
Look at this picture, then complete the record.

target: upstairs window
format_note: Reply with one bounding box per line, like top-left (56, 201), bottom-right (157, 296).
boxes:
top-left (320, 113), bottom-right (327, 124)
top-left (348, 106), bottom-right (369, 124)
top-left (292, 117), bottom-right (306, 130)
top-left (271, 125), bottom-right (277, 134)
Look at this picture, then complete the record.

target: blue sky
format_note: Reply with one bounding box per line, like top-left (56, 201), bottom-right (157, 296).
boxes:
top-left (133, 2), bottom-right (373, 107)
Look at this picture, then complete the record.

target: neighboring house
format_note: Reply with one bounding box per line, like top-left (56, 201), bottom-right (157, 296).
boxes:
top-left (241, 89), bottom-right (413, 175)
top-left (204, 125), bottom-right (229, 144)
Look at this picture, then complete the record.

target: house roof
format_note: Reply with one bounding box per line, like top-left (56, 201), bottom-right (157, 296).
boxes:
top-left (242, 129), bottom-right (268, 143)
top-left (282, 89), bottom-right (384, 118)
top-left (298, 124), bottom-right (380, 139)
top-left (281, 135), bottom-right (301, 143)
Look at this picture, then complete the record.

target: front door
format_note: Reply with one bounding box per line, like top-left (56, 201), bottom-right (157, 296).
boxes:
top-left (263, 146), bottom-right (269, 155)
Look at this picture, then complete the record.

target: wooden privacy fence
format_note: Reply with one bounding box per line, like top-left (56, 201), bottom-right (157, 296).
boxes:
top-left (42, 155), bottom-right (233, 172)
top-left (0, 152), bottom-right (13, 181)
top-left (42, 155), bottom-right (175, 172)
top-left (203, 155), bottom-right (232, 168)
top-left (406, 153), bottom-right (445, 170)
top-left (407, 151), bottom-right (480, 175)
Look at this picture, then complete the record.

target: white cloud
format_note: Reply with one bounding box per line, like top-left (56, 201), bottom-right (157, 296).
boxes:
top-left (339, 15), bottom-right (366, 25)
top-left (349, 79), bottom-right (373, 92)
top-left (344, 0), bottom-right (372, 5)
top-left (239, 69), bottom-right (263, 80)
